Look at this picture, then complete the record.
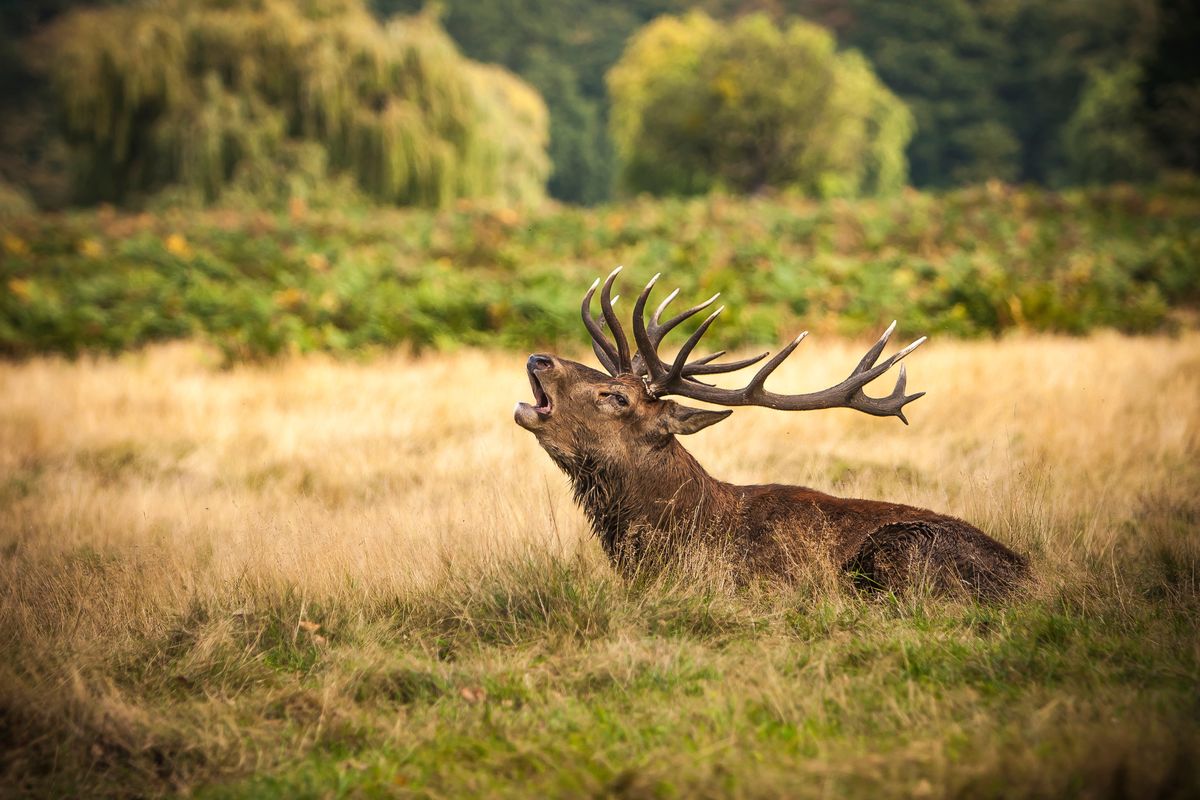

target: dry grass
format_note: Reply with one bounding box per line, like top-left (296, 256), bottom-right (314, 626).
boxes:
top-left (1, 332), bottom-right (1199, 797)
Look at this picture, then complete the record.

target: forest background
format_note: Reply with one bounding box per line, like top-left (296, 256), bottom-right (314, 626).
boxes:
top-left (2, 0), bottom-right (1197, 207)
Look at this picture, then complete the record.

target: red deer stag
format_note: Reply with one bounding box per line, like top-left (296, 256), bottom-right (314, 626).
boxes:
top-left (514, 268), bottom-right (1029, 597)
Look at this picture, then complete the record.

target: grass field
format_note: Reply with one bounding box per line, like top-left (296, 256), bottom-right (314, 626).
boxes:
top-left (1, 332), bottom-right (1199, 797)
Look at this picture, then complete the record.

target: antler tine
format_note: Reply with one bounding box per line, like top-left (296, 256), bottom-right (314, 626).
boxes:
top-left (634, 277), bottom-right (753, 381)
top-left (660, 306), bottom-right (725, 386)
top-left (632, 273), bottom-right (665, 380)
top-left (650, 288), bottom-right (680, 328)
top-left (683, 351), bottom-right (770, 377)
top-left (591, 341), bottom-right (619, 375)
top-left (687, 350), bottom-right (725, 365)
top-left (650, 291), bottom-right (721, 346)
top-left (743, 332), bottom-right (809, 395)
top-left (600, 267), bottom-right (633, 373)
top-left (844, 334), bottom-right (927, 390)
top-left (650, 316), bottom-right (929, 423)
top-left (581, 277), bottom-right (621, 375)
top-left (852, 319), bottom-right (896, 375)
top-left (879, 363), bottom-right (927, 425)
top-left (839, 359), bottom-right (927, 424)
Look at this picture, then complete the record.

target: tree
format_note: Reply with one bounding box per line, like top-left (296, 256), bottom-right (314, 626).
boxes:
top-left (705, 0), bottom-right (1170, 187)
top-left (607, 12), bottom-right (912, 197)
top-left (1140, 0), bottom-right (1200, 172)
top-left (980, 0), bottom-right (1158, 184)
top-left (1061, 64), bottom-right (1159, 184)
top-left (375, 0), bottom-right (686, 204)
top-left (44, 0), bottom-right (549, 207)
top-left (519, 48), bottom-right (613, 204)
top-left (700, 0), bottom-right (1019, 186)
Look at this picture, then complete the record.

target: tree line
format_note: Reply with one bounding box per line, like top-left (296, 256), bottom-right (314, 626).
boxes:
top-left (384, 0), bottom-right (1198, 202)
top-left (1, 0), bottom-right (1196, 208)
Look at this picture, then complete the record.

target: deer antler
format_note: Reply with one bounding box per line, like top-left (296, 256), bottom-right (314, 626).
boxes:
top-left (631, 273), bottom-right (768, 383)
top-left (581, 267), bottom-right (632, 375)
top-left (583, 267), bottom-right (768, 384)
top-left (585, 269), bottom-right (928, 424)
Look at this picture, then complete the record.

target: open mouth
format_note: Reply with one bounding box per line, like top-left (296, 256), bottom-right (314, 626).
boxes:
top-left (528, 368), bottom-right (552, 415)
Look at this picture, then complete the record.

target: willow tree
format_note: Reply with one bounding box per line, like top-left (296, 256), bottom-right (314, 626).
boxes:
top-left (607, 12), bottom-right (913, 198)
top-left (46, 0), bottom-right (549, 207)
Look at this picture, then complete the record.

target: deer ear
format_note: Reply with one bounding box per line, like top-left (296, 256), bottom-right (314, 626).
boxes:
top-left (662, 402), bottom-right (732, 436)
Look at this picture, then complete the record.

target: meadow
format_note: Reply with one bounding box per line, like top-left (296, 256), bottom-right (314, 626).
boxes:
top-left (1, 331), bottom-right (1198, 797)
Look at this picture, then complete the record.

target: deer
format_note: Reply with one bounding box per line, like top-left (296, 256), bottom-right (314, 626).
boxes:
top-left (513, 268), bottom-right (1029, 598)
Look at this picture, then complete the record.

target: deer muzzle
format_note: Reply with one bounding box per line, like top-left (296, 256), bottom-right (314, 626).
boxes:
top-left (514, 354), bottom-right (554, 430)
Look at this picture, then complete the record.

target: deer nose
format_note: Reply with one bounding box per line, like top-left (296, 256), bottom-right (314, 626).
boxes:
top-left (527, 354), bottom-right (554, 372)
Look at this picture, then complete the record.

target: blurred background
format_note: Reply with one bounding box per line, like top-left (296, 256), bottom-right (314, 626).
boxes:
top-left (0, 0), bottom-right (1197, 360)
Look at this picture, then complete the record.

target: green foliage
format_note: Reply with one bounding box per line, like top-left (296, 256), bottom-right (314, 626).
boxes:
top-left (7, 0), bottom-right (1190, 208)
top-left (702, 0), bottom-right (1175, 188)
top-left (520, 49), bottom-right (615, 205)
top-left (608, 13), bottom-right (913, 198)
top-left (981, 0), bottom-right (1159, 185)
top-left (4, 0), bottom-right (1196, 207)
top-left (2, 183), bottom-right (1196, 363)
top-left (371, 0), bottom-right (1190, 198)
top-left (792, 0), bottom-right (1020, 187)
top-left (1061, 65), bottom-right (1160, 185)
top-left (1141, 0), bottom-right (1200, 173)
top-left (44, 0), bottom-right (548, 208)
top-left (375, 0), bottom-right (689, 204)
top-left (0, 180), bottom-right (34, 217)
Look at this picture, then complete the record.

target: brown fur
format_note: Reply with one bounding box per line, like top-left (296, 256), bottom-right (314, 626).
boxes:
top-left (515, 355), bottom-right (1029, 598)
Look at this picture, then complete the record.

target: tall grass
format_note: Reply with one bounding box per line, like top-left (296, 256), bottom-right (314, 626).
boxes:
top-left (1, 334), bottom-right (1198, 796)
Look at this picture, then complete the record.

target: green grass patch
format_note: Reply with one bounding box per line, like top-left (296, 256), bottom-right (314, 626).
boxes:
top-left (4, 551), bottom-right (1198, 797)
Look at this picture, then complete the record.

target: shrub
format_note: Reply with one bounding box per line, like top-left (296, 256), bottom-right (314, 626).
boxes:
top-left (1, 183), bottom-right (1196, 362)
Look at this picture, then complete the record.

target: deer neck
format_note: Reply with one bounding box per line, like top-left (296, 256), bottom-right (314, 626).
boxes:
top-left (547, 437), bottom-right (731, 557)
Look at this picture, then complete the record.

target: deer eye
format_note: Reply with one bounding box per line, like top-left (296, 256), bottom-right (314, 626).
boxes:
top-left (600, 391), bottom-right (629, 408)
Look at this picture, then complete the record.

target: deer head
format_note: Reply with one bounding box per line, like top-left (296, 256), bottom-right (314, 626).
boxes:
top-left (514, 267), bottom-right (927, 466)
top-left (514, 353), bottom-right (732, 461)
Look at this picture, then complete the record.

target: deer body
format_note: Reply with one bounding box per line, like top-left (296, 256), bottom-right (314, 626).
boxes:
top-left (516, 270), bottom-right (1029, 598)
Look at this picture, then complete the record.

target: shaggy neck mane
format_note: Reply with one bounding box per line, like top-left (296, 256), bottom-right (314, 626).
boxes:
top-left (545, 436), bottom-right (731, 558)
